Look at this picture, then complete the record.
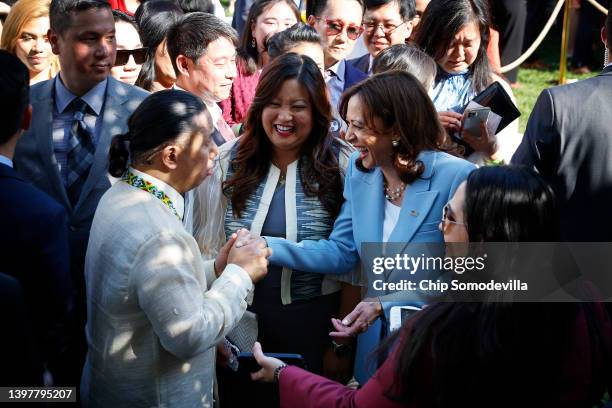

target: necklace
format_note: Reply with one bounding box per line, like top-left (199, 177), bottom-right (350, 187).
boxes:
top-left (384, 180), bottom-right (406, 202)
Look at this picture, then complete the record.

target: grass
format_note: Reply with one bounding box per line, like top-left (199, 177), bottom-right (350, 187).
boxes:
top-left (512, 25), bottom-right (600, 133)
top-left (514, 66), bottom-right (594, 134)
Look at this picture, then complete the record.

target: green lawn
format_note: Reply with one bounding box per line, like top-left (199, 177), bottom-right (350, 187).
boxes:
top-left (514, 66), bottom-right (595, 133)
top-left (512, 25), bottom-right (600, 133)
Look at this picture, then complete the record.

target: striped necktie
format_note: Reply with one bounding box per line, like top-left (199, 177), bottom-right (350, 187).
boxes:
top-left (66, 97), bottom-right (95, 205)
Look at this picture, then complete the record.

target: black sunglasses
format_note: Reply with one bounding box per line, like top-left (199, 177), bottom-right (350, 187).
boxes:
top-left (114, 47), bottom-right (148, 66)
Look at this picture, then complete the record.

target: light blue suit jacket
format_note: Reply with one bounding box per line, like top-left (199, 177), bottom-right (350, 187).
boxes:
top-left (266, 149), bottom-right (475, 382)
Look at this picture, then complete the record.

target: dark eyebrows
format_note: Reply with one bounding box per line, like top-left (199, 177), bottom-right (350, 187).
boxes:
top-left (77, 28), bottom-right (116, 37)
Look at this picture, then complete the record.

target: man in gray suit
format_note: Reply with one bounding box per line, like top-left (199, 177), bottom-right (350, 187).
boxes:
top-left (511, 5), bottom-right (612, 242)
top-left (14, 0), bottom-right (148, 384)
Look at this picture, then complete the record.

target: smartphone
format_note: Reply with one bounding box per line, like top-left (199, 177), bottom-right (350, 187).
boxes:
top-left (237, 352), bottom-right (306, 373)
top-left (461, 107), bottom-right (491, 138)
top-left (389, 305), bottom-right (421, 332)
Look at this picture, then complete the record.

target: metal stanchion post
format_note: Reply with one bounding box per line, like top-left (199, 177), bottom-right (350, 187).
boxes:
top-left (559, 0), bottom-right (572, 84)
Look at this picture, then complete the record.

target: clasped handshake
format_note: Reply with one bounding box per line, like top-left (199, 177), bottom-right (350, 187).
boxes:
top-left (214, 228), bottom-right (272, 283)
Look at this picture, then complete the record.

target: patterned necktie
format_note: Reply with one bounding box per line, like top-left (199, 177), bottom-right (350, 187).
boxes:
top-left (66, 98), bottom-right (95, 205)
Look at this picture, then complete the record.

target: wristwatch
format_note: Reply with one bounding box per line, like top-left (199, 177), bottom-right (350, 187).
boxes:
top-left (331, 340), bottom-right (353, 358)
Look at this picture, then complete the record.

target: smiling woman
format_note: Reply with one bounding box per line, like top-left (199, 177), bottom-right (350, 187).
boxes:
top-left (0, 0), bottom-right (59, 84)
top-left (260, 71), bottom-right (476, 384)
top-left (194, 54), bottom-right (358, 402)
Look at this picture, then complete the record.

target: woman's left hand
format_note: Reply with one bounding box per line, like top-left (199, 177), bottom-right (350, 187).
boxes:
top-left (251, 342), bottom-right (286, 383)
top-left (462, 121), bottom-right (498, 157)
top-left (329, 298), bottom-right (383, 338)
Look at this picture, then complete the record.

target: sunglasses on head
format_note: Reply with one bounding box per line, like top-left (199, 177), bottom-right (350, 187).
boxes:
top-left (114, 47), bottom-right (148, 66)
top-left (314, 17), bottom-right (364, 40)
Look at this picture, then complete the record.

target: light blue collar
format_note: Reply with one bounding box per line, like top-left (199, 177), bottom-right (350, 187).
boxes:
top-left (0, 154), bottom-right (13, 168)
top-left (54, 74), bottom-right (107, 115)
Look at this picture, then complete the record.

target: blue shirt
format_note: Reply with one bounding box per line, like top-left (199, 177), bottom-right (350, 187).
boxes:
top-left (431, 70), bottom-right (475, 114)
top-left (52, 75), bottom-right (108, 185)
top-left (326, 59), bottom-right (349, 137)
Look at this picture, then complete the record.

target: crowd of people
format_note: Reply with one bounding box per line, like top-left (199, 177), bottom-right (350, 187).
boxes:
top-left (0, 0), bottom-right (611, 406)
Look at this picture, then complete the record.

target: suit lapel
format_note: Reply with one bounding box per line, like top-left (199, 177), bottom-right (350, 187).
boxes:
top-left (353, 166), bottom-right (384, 243)
top-left (33, 79), bottom-right (71, 209)
top-left (389, 151), bottom-right (438, 243)
top-left (75, 78), bottom-right (127, 212)
top-left (356, 54), bottom-right (370, 75)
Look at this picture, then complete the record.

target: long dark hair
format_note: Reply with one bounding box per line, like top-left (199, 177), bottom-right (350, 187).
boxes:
top-left (388, 167), bottom-right (609, 406)
top-left (415, 0), bottom-right (492, 93)
top-left (224, 53), bottom-right (344, 219)
top-left (134, 1), bottom-right (184, 91)
top-left (109, 90), bottom-right (206, 177)
top-left (339, 71), bottom-right (444, 185)
top-left (464, 166), bottom-right (558, 242)
top-left (238, 0), bottom-right (300, 74)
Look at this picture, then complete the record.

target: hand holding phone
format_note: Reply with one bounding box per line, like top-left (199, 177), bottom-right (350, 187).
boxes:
top-left (461, 107), bottom-right (491, 138)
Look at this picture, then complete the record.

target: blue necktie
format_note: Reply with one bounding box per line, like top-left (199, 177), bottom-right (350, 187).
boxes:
top-left (66, 98), bottom-right (95, 205)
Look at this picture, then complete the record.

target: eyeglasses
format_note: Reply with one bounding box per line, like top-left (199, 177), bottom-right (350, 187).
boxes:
top-left (314, 17), bottom-right (364, 40)
top-left (362, 20), bottom-right (407, 35)
top-left (441, 203), bottom-right (465, 228)
top-left (114, 47), bottom-right (148, 66)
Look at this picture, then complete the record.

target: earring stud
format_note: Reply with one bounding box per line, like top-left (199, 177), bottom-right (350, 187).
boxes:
top-left (392, 139), bottom-right (400, 147)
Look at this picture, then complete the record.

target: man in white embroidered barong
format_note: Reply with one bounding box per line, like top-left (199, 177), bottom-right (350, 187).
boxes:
top-left (80, 90), bottom-right (271, 407)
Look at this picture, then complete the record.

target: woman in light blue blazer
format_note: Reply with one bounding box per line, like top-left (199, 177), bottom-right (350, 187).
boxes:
top-left (264, 71), bottom-right (476, 383)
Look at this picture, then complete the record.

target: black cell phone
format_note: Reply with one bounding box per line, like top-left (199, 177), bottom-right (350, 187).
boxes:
top-left (237, 352), bottom-right (306, 373)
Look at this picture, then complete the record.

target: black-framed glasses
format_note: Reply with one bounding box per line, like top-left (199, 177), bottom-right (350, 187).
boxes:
top-left (441, 203), bottom-right (465, 227)
top-left (362, 20), bottom-right (407, 35)
top-left (114, 47), bottom-right (148, 66)
top-left (314, 17), bottom-right (364, 40)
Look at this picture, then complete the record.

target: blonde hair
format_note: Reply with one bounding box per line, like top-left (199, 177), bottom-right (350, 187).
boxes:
top-left (1, 0), bottom-right (59, 77)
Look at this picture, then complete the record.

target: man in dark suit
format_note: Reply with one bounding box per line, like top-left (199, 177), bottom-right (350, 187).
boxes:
top-left (511, 5), bottom-right (612, 241)
top-left (347, 0), bottom-right (415, 75)
top-left (0, 50), bottom-right (73, 385)
top-left (14, 0), bottom-right (148, 384)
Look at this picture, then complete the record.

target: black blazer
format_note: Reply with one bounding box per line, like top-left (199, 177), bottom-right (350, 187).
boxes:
top-left (0, 162), bottom-right (73, 377)
top-left (0, 272), bottom-right (39, 385)
top-left (512, 65), bottom-right (612, 241)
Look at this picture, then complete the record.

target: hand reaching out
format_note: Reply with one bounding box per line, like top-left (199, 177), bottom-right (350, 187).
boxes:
top-left (250, 342), bottom-right (286, 383)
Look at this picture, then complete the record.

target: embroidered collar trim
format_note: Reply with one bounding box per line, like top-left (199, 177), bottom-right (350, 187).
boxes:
top-left (122, 170), bottom-right (181, 220)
